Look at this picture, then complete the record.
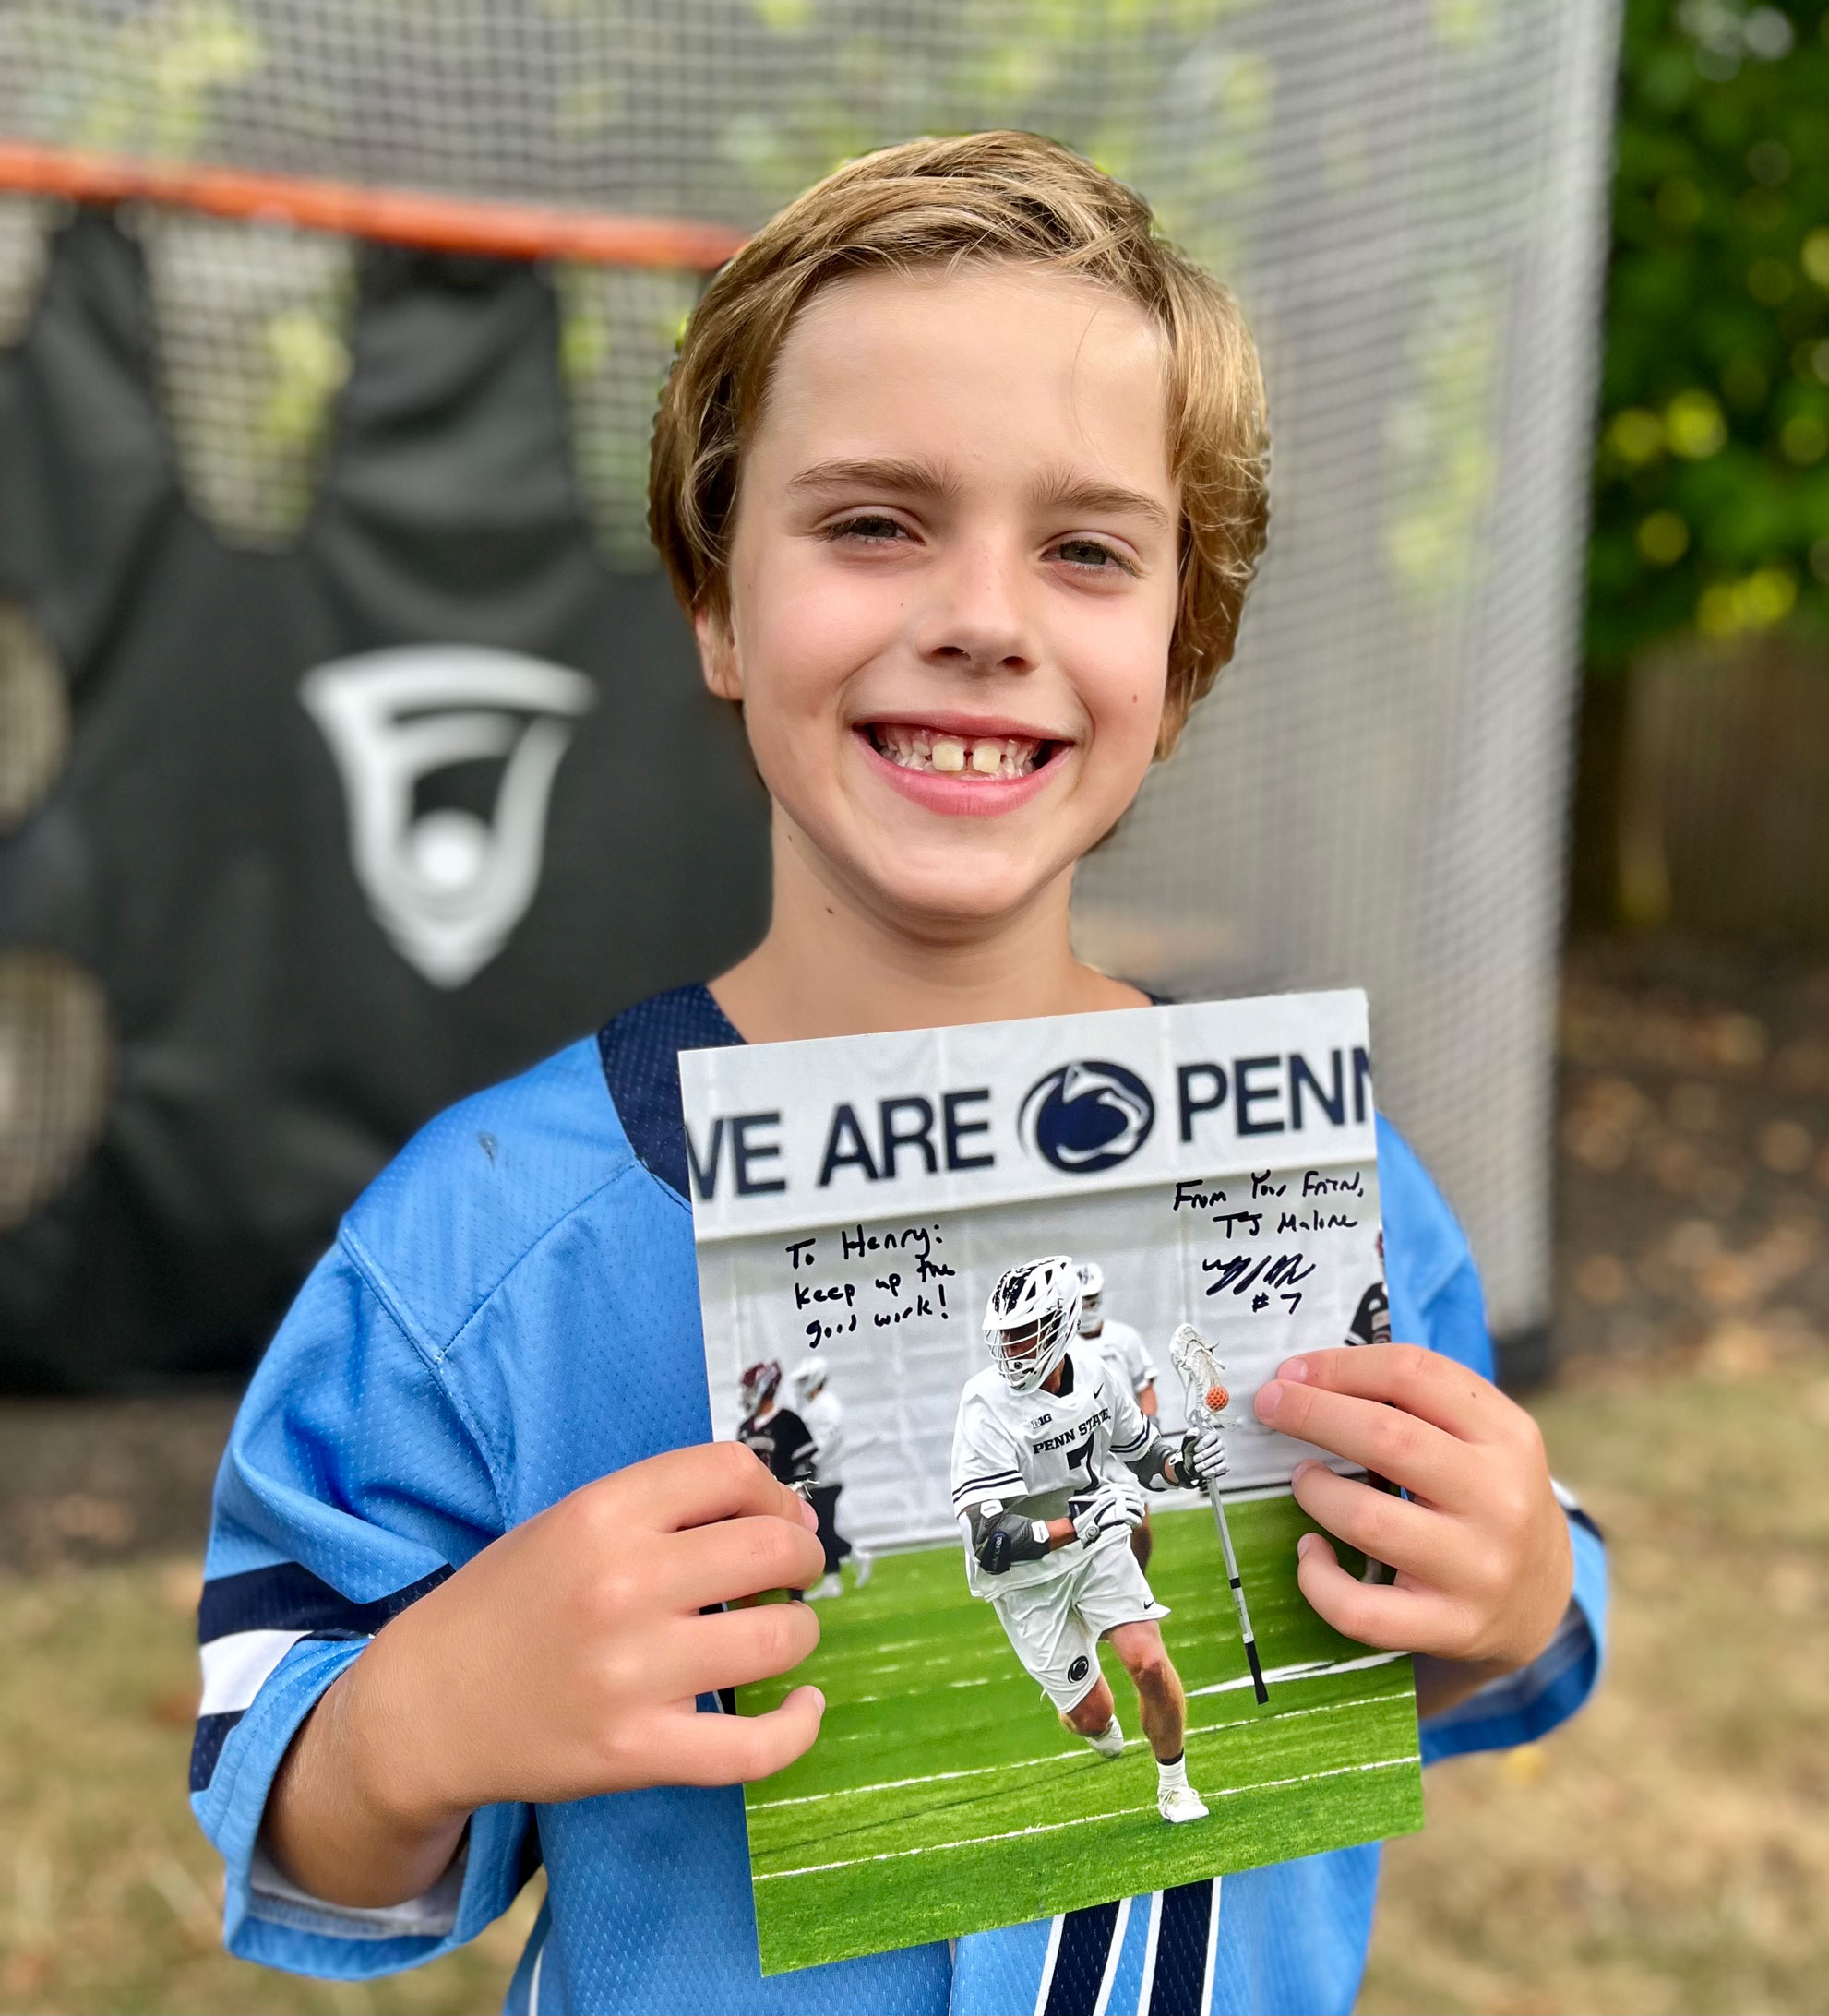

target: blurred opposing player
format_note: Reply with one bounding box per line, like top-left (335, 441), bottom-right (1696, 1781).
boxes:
top-left (788, 1360), bottom-right (873, 1601)
top-left (951, 1257), bottom-right (1226, 1824)
top-left (736, 1361), bottom-right (816, 1486)
top-left (736, 1361), bottom-right (817, 1602)
top-left (1344, 1232), bottom-right (1391, 1348)
top-left (1076, 1260), bottom-right (1161, 1569)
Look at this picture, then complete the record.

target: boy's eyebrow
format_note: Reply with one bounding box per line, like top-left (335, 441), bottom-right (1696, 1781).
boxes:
top-left (1028, 468), bottom-right (1175, 533)
top-left (786, 457), bottom-right (961, 501)
top-left (787, 458), bottom-right (1173, 532)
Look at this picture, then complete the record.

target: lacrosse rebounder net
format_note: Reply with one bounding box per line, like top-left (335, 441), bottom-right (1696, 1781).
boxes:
top-left (0, 0), bottom-right (1619, 1352)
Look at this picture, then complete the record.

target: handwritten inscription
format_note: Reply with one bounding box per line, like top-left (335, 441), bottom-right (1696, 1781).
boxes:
top-left (782, 1223), bottom-right (956, 1347)
top-left (1201, 1249), bottom-right (1317, 1314)
top-left (1174, 1168), bottom-right (1361, 1243)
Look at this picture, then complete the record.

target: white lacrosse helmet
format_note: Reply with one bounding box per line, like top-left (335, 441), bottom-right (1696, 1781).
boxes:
top-left (985, 1257), bottom-right (1081, 1392)
top-left (787, 1358), bottom-right (827, 1405)
top-left (1074, 1260), bottom-right (1105, 1333)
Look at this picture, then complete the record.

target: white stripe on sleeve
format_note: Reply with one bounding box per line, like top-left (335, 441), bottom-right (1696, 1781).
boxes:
top-left (198, 1628), bottom-right (316, 1716)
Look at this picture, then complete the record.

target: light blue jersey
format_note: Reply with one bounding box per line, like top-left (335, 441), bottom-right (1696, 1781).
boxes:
top-left (193, 985), bottom-right (1607, 2015)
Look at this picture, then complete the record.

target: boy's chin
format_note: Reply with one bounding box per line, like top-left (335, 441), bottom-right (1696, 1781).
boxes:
top-left (854, 847), bottom-right (1074, 933)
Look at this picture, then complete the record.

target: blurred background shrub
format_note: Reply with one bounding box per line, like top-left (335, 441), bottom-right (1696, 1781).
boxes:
top-left (1591, 0), bottom-right (1827, 668)
top-left (1576, 0), bottom-right (1829, 947)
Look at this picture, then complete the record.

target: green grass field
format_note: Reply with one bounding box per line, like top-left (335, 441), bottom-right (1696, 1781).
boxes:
top-left (741, 1495), bottom-right (1422, 1974)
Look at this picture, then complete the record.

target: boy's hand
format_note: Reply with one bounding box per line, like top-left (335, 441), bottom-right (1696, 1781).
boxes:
top-left (267, 1443), bottom-right (828, 1906)
top-left (1254, 1346), bottom-right (1572, 1700)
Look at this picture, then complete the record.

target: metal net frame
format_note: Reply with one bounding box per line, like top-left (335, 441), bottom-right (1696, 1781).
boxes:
top-left (0, 0), bottom-right (1621, 1341)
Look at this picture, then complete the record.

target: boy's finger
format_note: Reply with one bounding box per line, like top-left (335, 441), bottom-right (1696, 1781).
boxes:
top-left (1293, 1533), bottom-right (1465, 1654)
top-left (666, 1686), bottom-right (827, 1786)
top-left (1268, 1345), bottom-right (1505, 1444)
top-left (612, 1441), bottom-right (819, 1535)
top-left (1255, 1381), bottom-right (1476, 1504)
top-left (666, 1514), bottom-right (830, 1610)
top-left (675, 1599), bottom-right (823, 1695)
top-left (1290, 1463), bottom-right (1480, 1588)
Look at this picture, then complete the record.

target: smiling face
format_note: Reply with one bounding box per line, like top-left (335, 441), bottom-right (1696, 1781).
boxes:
top-left (698, 263), bottom-right (1179, 936)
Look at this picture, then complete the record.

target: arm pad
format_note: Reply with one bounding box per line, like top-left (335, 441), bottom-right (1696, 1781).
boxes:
top-left (968, 1506), bottom-right (1052, 1575)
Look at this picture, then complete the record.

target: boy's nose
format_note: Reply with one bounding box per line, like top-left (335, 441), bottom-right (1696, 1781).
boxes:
top-left (915, 539), bottom-right (1037, 674)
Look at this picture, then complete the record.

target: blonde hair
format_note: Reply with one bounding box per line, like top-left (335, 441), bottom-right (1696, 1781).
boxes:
top-left (650, 130), bottom-right (1269, 757)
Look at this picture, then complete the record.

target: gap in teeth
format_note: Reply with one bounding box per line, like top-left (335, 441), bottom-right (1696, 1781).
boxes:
top-left (870, 726), bottom-right (1043, 779)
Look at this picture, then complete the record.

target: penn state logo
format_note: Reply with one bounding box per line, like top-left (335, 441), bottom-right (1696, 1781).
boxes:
top-left (302, 646), bottom-right (595, 989)
top-left (1067, 1654), bottom-right (1091, 1684)
top-left (1019, 1061), bottom-right (1155, 1174)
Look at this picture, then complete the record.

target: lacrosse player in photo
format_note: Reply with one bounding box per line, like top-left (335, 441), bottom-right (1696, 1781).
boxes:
top-left (788, 1358), bottom-right (873, 1601)
top-left (950, 1257), bottom-right (1227, 1823)
top-left (1075, 1259), bottom-right (1162, 1569)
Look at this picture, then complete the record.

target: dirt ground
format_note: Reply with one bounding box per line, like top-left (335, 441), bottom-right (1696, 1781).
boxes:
top-left (2, 934), bottom-right (1825, 2014)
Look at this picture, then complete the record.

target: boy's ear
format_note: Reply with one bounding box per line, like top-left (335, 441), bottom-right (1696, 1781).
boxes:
top-left (694, 605), bottom-right (744, 702)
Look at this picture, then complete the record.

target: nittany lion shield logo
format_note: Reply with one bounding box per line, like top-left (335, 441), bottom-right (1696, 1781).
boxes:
top-left (1018, 1060), bottom-right (1155, 1174)
top-left (302, 645), bottom-right (595, 989)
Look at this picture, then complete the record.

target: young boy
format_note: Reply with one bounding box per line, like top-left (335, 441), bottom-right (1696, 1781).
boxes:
top-left (953, 1256), bottom-right (1223, 1822)
top-left (193, 132), bottom-right (1607, 2015)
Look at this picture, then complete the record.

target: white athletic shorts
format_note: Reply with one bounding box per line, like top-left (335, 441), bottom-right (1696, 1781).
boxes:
top-left (988, 1538), bottom-right (1169, 1712)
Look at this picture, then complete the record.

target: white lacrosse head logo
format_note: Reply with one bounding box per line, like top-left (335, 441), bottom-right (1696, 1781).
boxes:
top-left (301, 645), bottom-right (596, 989)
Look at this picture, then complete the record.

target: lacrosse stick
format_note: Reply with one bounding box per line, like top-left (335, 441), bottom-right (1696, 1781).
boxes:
top-left (1169, 1323), bottom-right (1269, 1704)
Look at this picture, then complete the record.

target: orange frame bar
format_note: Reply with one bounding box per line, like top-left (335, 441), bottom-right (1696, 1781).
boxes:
top-left (0, 139), bottom-right (747, 270)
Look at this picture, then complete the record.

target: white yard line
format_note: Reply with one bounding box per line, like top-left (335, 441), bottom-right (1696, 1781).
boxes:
top-left (824, 1646), bottom-right (1408, 1732)
top-left (1185, 1649), bottom-right (1407, 1699)
top-left (754, 1756), bottom-right (1420, 1881)
top-left (751, 1688), bottom-right (1412, 1811)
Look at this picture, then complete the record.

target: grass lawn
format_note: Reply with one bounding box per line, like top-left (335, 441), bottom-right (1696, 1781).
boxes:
top-left (741, 1497), bottom-right (1420, 1974)
top-left (0, 1343), bottom-right (1823, 2010)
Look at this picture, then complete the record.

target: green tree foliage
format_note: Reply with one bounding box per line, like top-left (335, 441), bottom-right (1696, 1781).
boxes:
top-left (1590, 0), bottom-right (1829, 668)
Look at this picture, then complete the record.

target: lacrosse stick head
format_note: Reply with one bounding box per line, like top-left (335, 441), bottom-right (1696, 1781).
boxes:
top-left (1169, 1323), bottom-right (1230, 1426)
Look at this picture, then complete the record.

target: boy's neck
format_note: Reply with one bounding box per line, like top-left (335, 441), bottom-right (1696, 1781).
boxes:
top-left (711, 814), bottom-right (1147, 1043)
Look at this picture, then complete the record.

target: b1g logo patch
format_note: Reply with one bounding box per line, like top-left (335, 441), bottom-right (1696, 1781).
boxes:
top-left (1019, 1060), bottom-right (1155, 1174)
top-left (1067, 1654), bottom-right (1091, 1685)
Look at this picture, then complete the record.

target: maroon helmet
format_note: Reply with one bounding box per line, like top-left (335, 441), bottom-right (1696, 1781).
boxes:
top-left (738, 1360), bottom-right (782, 1415)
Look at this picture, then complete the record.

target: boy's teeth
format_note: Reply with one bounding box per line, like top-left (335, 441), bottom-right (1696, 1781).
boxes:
top-left (871, 727), bottom-right (1046, 778)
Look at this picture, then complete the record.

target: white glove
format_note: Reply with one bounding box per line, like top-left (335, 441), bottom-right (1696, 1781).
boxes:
top-left (1180, 1427), bottom-right (1227, 1483)
top-left (1070, 1482), bottom-right (1144, 1546)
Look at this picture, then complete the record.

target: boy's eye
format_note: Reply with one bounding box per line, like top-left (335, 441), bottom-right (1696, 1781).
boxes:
top-left (1050, 537), bottom-right (1134, 574)
top-left (825, 514), bottom-right (909, 543)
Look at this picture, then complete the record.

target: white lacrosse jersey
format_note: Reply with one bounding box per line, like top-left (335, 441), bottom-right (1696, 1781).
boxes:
top-left (1086, 1318), bottom-right (1156, 1400)
top-left (950, 1345), bottom-right (1156, 1596)
top-left (799, 1386), bottom-right (847, 1486)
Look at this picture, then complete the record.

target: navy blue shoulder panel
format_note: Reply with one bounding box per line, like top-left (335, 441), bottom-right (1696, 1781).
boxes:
top-left (595, 982), bottom-right (746, 1199)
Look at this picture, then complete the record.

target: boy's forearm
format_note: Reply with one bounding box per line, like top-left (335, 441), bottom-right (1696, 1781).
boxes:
top-left (264, 1631), bottom-right (471, 1909)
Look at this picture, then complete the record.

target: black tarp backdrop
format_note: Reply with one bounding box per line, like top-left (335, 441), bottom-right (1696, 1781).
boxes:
top-left (0, 209), bottom-right (771, 1390)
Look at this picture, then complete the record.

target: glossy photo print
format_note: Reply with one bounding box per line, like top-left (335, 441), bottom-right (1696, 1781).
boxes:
top-left (682, 995), bottom-right (1422, 1974)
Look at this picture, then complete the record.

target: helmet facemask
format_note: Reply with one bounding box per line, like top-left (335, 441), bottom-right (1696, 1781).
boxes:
top-left (984, 1257), bottom-right (1081, 1393)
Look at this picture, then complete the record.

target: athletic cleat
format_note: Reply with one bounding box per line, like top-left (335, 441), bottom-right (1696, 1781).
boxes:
top-left (851, 1550), bottom-right (874, 1589)
top-left (1158, 1783), bottom-right (1211, 1824)
top-left (805, 1573), bottom-right (843, 1601)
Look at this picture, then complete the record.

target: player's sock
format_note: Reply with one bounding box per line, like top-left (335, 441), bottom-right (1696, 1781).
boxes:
top-left (851, 1549), bottom-right (874, 1588)
top-left (1155, 1752), bottom-right (1209, 1822)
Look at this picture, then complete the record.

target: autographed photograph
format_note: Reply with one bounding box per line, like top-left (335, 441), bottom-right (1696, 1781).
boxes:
top-left (684, 995), bottom-right (1423, 1974)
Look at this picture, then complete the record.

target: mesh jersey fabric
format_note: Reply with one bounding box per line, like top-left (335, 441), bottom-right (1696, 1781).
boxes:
top-left (193, 983), bottom-right (1606, 2014)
